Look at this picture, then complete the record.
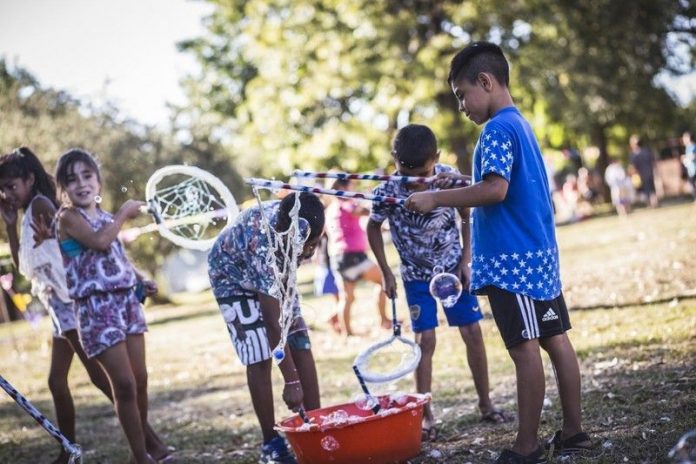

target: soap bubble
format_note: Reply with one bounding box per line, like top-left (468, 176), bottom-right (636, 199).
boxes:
top-left (320, 435), bottom-right (340, 452)
top-left (429, 265), bottom-right (462, 308)
top-left (353, 394), bottom-right (379, 411)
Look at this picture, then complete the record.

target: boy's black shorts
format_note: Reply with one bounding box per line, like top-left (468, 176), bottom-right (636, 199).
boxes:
top-left (482, 286), bottom-right (571, 349)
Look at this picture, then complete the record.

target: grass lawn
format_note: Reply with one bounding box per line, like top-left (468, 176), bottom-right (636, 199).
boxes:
top-left (1, 201), bottom-right (695, 463)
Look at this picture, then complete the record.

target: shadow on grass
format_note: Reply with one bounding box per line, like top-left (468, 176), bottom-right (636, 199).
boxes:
top-left (402, 337), bottom-right (695, 463)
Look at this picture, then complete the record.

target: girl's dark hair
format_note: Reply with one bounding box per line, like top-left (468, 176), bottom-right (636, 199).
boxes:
top-left (0, 147), bottom-right (59, 207)
top-left (448, 41), bottom-right (509, 88)
top-left (391, 124), bottom-right (438, 169)
top-left (55, 148), bottom-right (101, 191)
top-left (276, 192), bottom-right (325, 241)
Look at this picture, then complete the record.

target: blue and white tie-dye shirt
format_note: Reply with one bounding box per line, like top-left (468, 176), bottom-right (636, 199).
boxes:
top-left (370, 164), bottom-right (463, 282)
top-left (208, 201), bottom-right (286, 300)
top-left (471, 106), bottom-right (561, 300)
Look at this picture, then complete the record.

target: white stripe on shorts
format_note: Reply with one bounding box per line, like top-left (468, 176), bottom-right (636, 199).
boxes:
top-left (516, 294), bottom-right (539, 339)
top-left (526, 296), bottom-right (540, 338)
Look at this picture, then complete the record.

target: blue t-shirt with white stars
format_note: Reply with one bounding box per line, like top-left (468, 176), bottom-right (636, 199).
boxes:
top-left (470, 106), bottom-right (561, 300)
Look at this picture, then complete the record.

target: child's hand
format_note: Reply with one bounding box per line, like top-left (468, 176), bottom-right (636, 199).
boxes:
top-left (382, 270), bottom-right (397, 299)
top-left (119, 200), bottom-right (145, 219)
top-left (405, 191), bottom-right (438, 214)
top-left (0, 198), bottom-right (18, 226)
top-left (282, 381), bottom-right (304, 411)
top-left (31, 214), bottom-right (54, 247)
top-left (456, 260), bottom-right (472, 289)
top-left (433, 172), bottom-right (471, 189)
top-left (142, 279), bottom-right (158, 296)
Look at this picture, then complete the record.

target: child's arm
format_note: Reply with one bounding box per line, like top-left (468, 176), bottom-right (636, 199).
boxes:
top-left (433, 172), bottom-right (472, 189)
top-left (366, 218), bottom-right (396, 298)
top-left (59, 200), bottom-right (143, 251)
top-left (457, 207), bottom-right (472, 288)
top-left (257, 292), bottom-right (304, 410)
top-left (133, 268), bottom-right (158, 296)
top-left (405, 173), bottom-right (508, 214)
top-left (29, 196), bottom-right (56, 247)
top-left (0, 198), bottom-right (20, 268)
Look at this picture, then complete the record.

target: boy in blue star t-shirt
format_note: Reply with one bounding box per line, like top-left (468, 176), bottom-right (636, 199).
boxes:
top-left (406, 42), bottom-right (590, 464)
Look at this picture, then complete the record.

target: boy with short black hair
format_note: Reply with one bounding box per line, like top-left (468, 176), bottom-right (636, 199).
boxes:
top-left (367, 123), bottom-right (508, 443)
top-left (406, 42), bottom-right (590, 464)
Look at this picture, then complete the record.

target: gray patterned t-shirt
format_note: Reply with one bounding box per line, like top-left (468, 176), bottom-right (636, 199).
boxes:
top-left (370, 164), bottom-right (463, 282)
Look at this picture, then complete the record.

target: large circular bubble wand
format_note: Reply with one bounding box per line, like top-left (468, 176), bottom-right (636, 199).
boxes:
top-left (352, 297), bottom-right (422, 414)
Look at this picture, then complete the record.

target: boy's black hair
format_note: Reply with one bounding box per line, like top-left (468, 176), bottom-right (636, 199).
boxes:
top-left (0, 147), bottom-right (59, 207)
top-left (276, 192), bottom-right (325, 241)
top-left (55, 148), bottom-right (101, 191)
top-left (448, 41), bottom-right (509, 88)
top-left (391, 124), bottom-right (438, 169)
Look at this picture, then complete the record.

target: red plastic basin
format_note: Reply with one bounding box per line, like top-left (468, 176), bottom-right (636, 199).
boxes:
top-left (276, 394), bottom-right (430, 464)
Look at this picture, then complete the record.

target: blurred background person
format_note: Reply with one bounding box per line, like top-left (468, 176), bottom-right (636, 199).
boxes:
top-left (681, 131), bottom-right (696, 201)
top-left (629, 134), bottom-right (659, 208)
top-left (325, 179), bottom-right (388, 336)
top-left (604, 158), bottom-right (635, 216)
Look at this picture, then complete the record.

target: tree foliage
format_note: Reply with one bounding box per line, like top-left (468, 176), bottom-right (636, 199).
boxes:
top-left (179, 0), bottom-right (695, 179)
top-left (0, 60), bottom-right (243, 277)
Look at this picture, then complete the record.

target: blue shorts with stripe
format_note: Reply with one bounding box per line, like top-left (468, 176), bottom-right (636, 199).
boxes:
top-left (403, 280), bottom-right (482, 333)
top-left (482, 286), bottom-right (571, 349)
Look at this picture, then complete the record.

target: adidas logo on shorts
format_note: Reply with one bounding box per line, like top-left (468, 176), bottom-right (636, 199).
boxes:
top-left (542, 308), bottom-right (559, 322)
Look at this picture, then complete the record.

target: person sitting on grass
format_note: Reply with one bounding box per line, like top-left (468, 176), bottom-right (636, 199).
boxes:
top-left (207, 192), bottom-right (325, 464)
top-left (405, 42), bottom-right (591, 464)
top-left (366, 123), bottom-right (510, 443)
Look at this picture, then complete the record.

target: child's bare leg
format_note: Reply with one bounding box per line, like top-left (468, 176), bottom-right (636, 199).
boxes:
top-left (540, 334), bottom-right (586, 440)
top-left (508, 339), bottom-right (545, 456)
top-left (291, 346), bottom-right (320, 410)
top-left (414, 330), bottom-right (436, 427)
top-left (65, 331), bottom-right (168, 457)
top-left (246, 359), bottom-right (276, 442)
top-left (126, 334), bottom-right (170, 459)
top-left (362, 265), bottom-right (389, 328)
top-left (48, 336), bottom-right (76, 464)
top-left (64, 330), bottom-right (112, 397)
top-left (338, 281), bottom-right (356, 335)
top-left (96, 342), bottom-right (151, 464)
top-left (457, 323), bottom-right (494, 414)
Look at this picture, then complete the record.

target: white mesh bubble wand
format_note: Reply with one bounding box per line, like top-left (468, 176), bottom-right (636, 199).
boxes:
top-left (352, 296), bottom-right (422, 413)
top-left (249, 185), bottom-right (308, 364)
top-left (118, 165), bottom-right (239, 251)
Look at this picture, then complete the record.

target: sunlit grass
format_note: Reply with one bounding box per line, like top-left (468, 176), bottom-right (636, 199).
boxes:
top-left (1, 201), bottom-right (695, 463)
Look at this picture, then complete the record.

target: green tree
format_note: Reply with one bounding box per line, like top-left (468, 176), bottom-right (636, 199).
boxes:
top-left (506, 0), bottom-right (695, 177)
top-left (0, 61), bottom-right (243, 280)
top-left (180, 0), bottom-right (693, 185)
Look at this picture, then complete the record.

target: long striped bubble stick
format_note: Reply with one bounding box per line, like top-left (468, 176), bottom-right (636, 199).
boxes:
top-left (0, 375), bottom-right (82, 463)
top-left (291, 169), bottom-right (470, 186)
top-left (245, 178), bottom-right (405, 205)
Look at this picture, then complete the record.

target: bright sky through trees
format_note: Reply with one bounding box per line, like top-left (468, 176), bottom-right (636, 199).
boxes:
top-left (0, 0), bottom-right (213, 128)
top-left (0, 0), bottom-right (693, 131)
